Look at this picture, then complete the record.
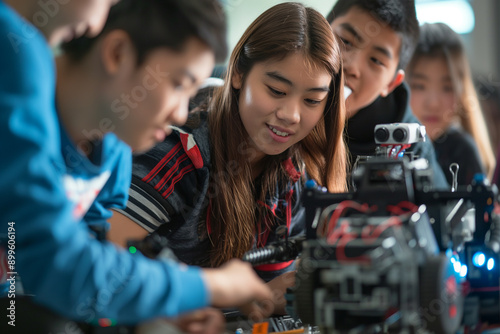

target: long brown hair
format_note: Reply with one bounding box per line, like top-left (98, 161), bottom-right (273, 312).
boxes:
top-left (407, 23), bottom-right (496, 179)
top-left (207, 2), bottom-right (347, 266)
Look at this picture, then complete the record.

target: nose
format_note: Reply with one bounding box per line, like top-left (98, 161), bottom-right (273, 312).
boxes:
top-left (425, 91), bottom-right (441, 110)
top-left (276, 98), bottom-right (301, 124)
top-left (168, 97), bottom-right (189, 128)
top-left (343, 51), bottom-right (361, 79)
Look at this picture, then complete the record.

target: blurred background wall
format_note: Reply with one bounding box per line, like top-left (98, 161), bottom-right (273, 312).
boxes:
top-left (221, 0), bottom-right (499, 79)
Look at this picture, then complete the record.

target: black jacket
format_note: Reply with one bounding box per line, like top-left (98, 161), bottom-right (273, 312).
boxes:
top-left (434, 126), bottom-right (484, 186)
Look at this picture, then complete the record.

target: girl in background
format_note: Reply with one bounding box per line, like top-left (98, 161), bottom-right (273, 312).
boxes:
top-left (407, 22), bottom-right (495, 186)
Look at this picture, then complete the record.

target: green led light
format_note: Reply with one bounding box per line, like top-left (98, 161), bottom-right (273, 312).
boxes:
top-left (129, 246), bottom-right (137, 254)
top-left (98, 318), bottom-right (117, 327)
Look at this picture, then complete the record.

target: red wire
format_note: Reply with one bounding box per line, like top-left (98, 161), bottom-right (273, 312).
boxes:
top-left (396, 201), bottom-right (419, 212)
top-left (368, 216), bottom-right (402, 240)
top-left (327, 215), bottom-right (402, 263)
top-left (386, 205), bottom-right (405, 215)
top-left (326, 201), bottom-right (373, 237)
top-left (386, 201), bottom-right (418, 216)
top-left (336, 231), bottom-right (370, 264)
top-left (324, 200), bottom-right (413, 265)
top-left (395, 144), bottom-right (411, 158)
top-left (360, 216), bottom-right (402, 242)
top-left (327, 222), bottom-right (349, 244)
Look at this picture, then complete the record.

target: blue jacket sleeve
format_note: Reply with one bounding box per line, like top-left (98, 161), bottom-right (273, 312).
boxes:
top-left (0, 14), bottom-right (209, 325)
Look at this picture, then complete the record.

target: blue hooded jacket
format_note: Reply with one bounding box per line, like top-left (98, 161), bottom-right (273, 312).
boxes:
top-left (0, 1), bottom-right (209, 324)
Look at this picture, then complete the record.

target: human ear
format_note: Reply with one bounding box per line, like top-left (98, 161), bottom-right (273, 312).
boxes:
top-left (381, 69), bottom-right (405, 97)
top-left (231, 70), bottom-right (243, 90)
top-left (100, 30), bottom-right (135, 75)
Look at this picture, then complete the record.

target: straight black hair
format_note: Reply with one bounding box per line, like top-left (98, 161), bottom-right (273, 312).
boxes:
top-left (62, 0), bottom-right (227, 65)
top-left (327, 0), bottom-right (419, 70)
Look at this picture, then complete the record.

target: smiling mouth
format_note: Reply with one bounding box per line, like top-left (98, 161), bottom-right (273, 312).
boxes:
top-left (268, 125), bottom-right (290, 137)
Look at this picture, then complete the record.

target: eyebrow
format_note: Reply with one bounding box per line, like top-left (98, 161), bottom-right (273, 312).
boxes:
top-left (340, 23), bottom-right (363, 43)
top-left (410, 73), bottom-right (428, 80)
top-left (183, 69), bottom-right (197, 84)
top-left (411, 73), bottom-right (452, 82)
top-left (339, 23), bottom-right (393, 60)
top-left (266, 71), bottom-right (329, 92)
top-left (173, 68), bottom-right (197, 85)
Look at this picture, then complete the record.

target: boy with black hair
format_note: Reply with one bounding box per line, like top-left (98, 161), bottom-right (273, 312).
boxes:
top-left (327, 0), bottom-right (448, 188)
top-left (0, 0), bottom-right (272, 329)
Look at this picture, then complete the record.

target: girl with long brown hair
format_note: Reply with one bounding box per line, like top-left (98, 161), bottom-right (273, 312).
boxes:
top-left (407, 23), bottom-right (496, 185)
top-left (108, 1), bottom-right (347, 310)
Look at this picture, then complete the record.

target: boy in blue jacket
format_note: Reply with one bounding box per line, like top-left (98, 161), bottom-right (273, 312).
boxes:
top-left (0, 0), bottom-right (272, 329)
top-left (327, 0), bottom-right (449, 189)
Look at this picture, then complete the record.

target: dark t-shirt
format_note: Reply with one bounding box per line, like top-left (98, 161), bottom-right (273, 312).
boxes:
top-left (433, 126), bottom-right (484, 186)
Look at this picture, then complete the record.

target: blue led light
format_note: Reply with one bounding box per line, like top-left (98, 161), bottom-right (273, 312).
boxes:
top-left (305, 179), bottom-right (317, 189)
top-left (487, 258), bottom-right (495, 271)
top-left (472, 252), bottom-right (486, 267)
top-left (460, 264), bottom-right (468, 278)
top-left (453, 261), bottom-right (462, 273)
